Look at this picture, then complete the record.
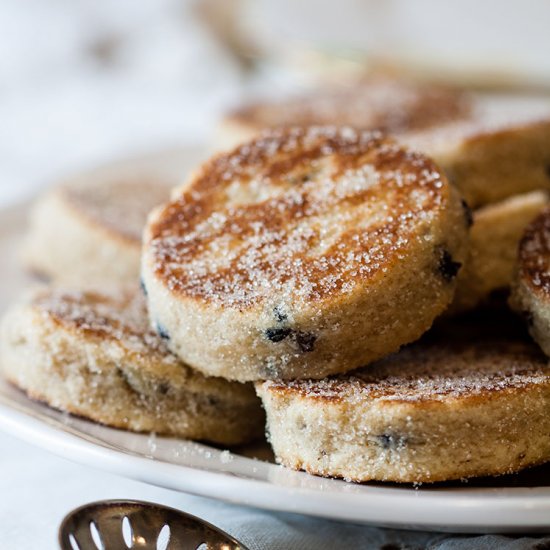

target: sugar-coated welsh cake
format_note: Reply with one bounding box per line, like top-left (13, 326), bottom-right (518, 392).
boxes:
top-left (23, 178), bottom-right (171, 286)
top-left (0, 287), bottom-right (264, 445)
top-left (256, 317), bottom-right (550, 483)
top-left (142, 126), bottom-right (469, 381)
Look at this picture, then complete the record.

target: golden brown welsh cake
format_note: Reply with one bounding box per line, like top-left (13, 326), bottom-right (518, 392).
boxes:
top-left (142, 127), bottom-right (469, 381)
top-left (219, 78), bottom-right (550, 207)
top-left (511, 206), bottom-right (550, 357)
top-left (23, 179), bottom-right (171, 286)
top-left (0, 287), bottom-right (264, 445)
top-left (256, 321), bottom-right (550, 483)
top-left (219, 75), bottom-right (470, 150)
top-left (452, 190), bottom-right (549, 312)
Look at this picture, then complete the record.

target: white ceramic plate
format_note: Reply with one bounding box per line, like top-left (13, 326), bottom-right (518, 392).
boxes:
top-left (1, 149), bottom-right (550, 534)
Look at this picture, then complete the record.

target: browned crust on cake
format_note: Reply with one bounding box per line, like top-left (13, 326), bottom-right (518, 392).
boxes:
top-left (33, 288), bottom-right (173, 361)
top-left (221, 87), bottom-right (550, 209)
top-left (0, 287), bottom-right (265, 444)
top-left (263, 339), bottom-right (550, 405)
top-left (517, 206), bottom-right (550, 298)
top-left (225, 76), bottom-right (471, 134)
top-left (401, 98), bottom-right (550, 207)
top-left (257, 313), bottom-right (550, 483)
top-left (25, 287), bottom-right (256, 401)
top-left (147, 126), bottom-right (455, 309)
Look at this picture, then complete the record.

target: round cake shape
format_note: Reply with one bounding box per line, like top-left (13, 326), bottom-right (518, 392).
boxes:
top-left (0, 287), bottom-right (264, 445)
top-left (256, 334), bottom-right (550, 483)
top-left (142, 126), bottom-right (469, 381)
top-left (23, 179), bottom-right (171, 286)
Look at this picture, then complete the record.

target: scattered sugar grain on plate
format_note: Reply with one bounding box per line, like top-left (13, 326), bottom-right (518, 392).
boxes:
top-left (219, 450), bottom-right (234, 464)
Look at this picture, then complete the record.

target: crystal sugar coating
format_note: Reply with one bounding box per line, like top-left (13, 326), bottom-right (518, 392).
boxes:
top-left (221, 82), bottom-right (550, 209)
top-left (33, 287), bottom-right (178, 363)
top-left (257, 333), bottom-right (550, 483)
top-left (149, 127), bottom-right (453, 308)
top-left (263, 339), bottom-right (549, 404)
top-left (0, 287), bottom-right (264, 444)
top-left (143, 126), bottom-right (469, 381)
top-left (26, 287), bottom-right (258, 401)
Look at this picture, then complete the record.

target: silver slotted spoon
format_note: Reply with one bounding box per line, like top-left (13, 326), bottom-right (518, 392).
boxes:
top-left (58, 500), bottom-right (249, 550)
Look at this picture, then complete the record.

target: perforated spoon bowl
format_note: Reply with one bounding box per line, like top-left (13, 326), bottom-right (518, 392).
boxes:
top-left (58, 499), bottom-right (249, 550)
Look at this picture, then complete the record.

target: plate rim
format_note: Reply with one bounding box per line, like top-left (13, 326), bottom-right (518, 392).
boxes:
top-left (2, 153), bottom-right (550, 534)
top-left (2, 389), bottom-right (550, 533)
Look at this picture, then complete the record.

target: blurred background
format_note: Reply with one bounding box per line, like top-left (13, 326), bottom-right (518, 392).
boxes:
top-left (2, 0), bottom-right (550, 205)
